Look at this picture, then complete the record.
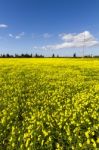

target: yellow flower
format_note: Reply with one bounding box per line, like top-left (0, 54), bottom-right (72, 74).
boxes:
top-left (85, 131), bottom-right (89, 138)
top-left (42, 130), bottom-right (48, 136)
top-left (87, 139), bottom-right (90, 144)
top-left (97, 137), bottom-right (99, 143)
top-left (79, 143), bottom-right (82, 147)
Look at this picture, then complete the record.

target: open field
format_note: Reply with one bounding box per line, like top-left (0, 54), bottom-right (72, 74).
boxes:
top-left (0, 58), bottom-right (99, 149)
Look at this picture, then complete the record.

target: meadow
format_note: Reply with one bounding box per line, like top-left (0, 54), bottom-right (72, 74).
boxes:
top-left (0, 58), bottom-right (99, 150)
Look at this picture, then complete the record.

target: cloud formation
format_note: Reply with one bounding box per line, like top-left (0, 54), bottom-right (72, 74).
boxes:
top-left (0, 24), bottom-right (8, 28)
top-left (33, 31), bottom-right (99, 50)
top-left (42, 33), bottom-right (52, 38)
top-left (32, 33), bottom-right (52, 39)
top-left (9, 34), bottom-right (13, 38)
top-left (9, 32), bottom-right (25, 39)
top-left (15, 32), bottom-right (25, 39)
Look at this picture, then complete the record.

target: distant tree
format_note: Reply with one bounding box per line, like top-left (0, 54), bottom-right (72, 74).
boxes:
top-left (2, 54), bottom-right (6, 58)
top-left (35, 53), bottom-right (38, 58)
top-left (15, 54), bottom-right (18, 57)
top-left (6, 54), bottom-right (10, 57)
top-left (52, 53), bottom-right (55, 58)
top-left (84, 55), bottom-right (92, 58)
top-left (73, 53), bottom-right (76, 58)
top-left (94, 55), bottom-right (99, 58)
top-left (30, 53), bottom-right (32, 57)
top-left (0, 53), bottom-right (44, 58)
top-left (57, 55), bottom-right (59, 58)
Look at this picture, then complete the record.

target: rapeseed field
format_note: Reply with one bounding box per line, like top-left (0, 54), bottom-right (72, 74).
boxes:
top-left (0, 58), bottom-right (99, 149)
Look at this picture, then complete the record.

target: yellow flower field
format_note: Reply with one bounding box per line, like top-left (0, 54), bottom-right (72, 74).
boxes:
top-left (0, 58), bottom-right (99, 149)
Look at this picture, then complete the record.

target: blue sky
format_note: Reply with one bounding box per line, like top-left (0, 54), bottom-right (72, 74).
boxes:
top-left (0, 0), bottom-right (99, 56)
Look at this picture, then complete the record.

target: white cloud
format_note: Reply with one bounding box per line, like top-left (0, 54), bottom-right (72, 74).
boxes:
top-left (15, 36), bottom-right (21, 39)
top-left (9, 34), bottom-right (13, 38)
top-left (32, 33), bottom-right (52, 39)
top-left (42, 33), bottom-right (52, 38)
top-left (0, 24), bottom-right (8, 28)
top-left (33, 31), bottom-right (99, 50)
top-left (9, 32), bottom-right (25, 39)
top-left (15, 32), bottom-right (25, 39)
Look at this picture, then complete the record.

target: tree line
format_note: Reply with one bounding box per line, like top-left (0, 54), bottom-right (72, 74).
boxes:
top-left (0, 53), bottom-right (98, 58)
top-left (0, 53), bottom-right (44, 58)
